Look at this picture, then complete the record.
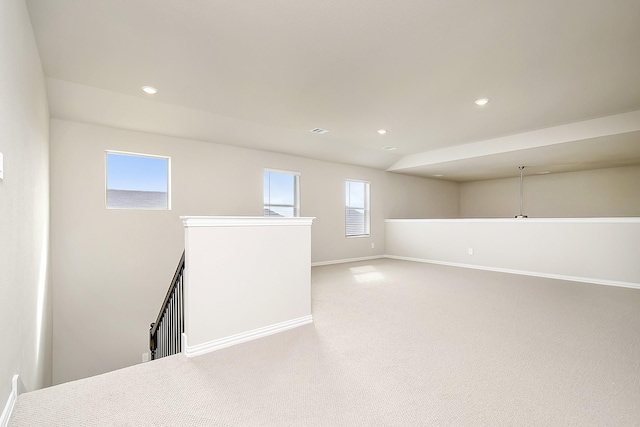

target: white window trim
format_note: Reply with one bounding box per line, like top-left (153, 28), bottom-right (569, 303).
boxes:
top-left (105, 150), bottom-right (172, 210)
top-left (264, 168), bottom-right (301, 176)
top-left (345, 179), bottom-right (371, 238)
top-left (263, 168), bottom-right (301, 217)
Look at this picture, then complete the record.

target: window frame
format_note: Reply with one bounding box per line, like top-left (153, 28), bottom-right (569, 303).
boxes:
top-left (263, 168), bottom-right (301, 218)
top-left (345, 179), bottom-right (370, 238)
top-left (105, 150), bottom-right (171, 210)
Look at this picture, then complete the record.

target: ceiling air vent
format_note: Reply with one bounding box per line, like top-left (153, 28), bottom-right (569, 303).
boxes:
top-left (310, 128), bottom-right (329, 134)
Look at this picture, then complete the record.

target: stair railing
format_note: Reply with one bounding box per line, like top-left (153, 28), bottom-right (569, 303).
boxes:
top-left (149, 250), bottom-right (185, 360)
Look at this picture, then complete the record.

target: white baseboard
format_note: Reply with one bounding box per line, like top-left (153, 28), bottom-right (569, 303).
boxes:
top-left (312, 255), bottom-right (384, 267)
top-left (184, 315), bottom-right (313, 358)
top-left (385, 255), bottom-right (640, 290)
top-left (0, 375), bottom-right (19, 427)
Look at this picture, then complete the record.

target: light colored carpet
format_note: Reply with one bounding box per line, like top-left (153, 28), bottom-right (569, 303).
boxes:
top-left (9, 259), bottom-right (640, 426)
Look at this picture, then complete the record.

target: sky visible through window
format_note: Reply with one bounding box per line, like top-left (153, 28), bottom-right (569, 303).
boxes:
top-left (346, 180), bottom-right (369, 237)
top-left (346, 181), bottom-right (366, 208)
top-left (263, 171), bottom-right (295, 205)
top-left (107, 152), bottom-right (168, 192)
top-left (264, 171), bottom-right (298, 217)
top-left (106, 152), bottom-right (169, 209)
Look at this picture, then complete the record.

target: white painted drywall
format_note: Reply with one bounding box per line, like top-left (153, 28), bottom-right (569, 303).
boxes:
top-left (386, 218), bottom-right (640, 286)
top-left (0, 0), bottom-right (52, 410)
top-left (49, 118), bottom-right (459, 384)
top-left (384, 172), bottom-right (459, 219)
top-left (460, 166), bottom-right (640, 218)
top-left (183, 217), bottom-right (312, 350)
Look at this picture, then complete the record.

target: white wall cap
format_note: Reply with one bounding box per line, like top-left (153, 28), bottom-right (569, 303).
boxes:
top-left (181, 216), bottom-right (315, 227)
top-left (385, 217), bottom-right (640, 224)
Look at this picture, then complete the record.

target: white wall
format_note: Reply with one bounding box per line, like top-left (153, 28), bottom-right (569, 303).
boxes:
top-left (49, 118), bottom-right (459, 383)
top-left (460, 166), bottom-right (640, 218)
top-left (386, 218), bottom-right (640, 287)
top-left (384, 172), bottom-right (459, 219)
top-left (0, 0), bottom-right (52, 409)
top-left (183, 217), bottom-right (312, 355)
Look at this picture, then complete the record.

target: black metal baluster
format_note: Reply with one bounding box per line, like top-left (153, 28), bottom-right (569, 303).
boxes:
top-left (149, 250), bottom-right (185, 360)
top-left (178, 277), bottom-right (182, 352)
top-left (172, 294), bottom-right (177, 354)
top-left (162, 317), bottom-right (165, 358)
top-left (171, 294), bottom-right (175, 355)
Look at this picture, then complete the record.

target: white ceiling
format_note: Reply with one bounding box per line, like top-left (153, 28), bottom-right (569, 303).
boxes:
top-left (26, 0), bottom-right (640, 181)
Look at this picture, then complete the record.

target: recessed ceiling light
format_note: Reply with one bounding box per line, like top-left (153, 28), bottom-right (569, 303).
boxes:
top-left (474, 98), bottom-right (489, 106)
top-left (377, 129), bottom-right (387, 135)
top-left (382, 146), bottom-right (397, 151)
top-left (142, 86), bottom-right (158, 94)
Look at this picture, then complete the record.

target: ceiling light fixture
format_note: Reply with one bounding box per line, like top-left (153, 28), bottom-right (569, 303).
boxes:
top-left (141, 86), bottom-right (158, 94)
top-left (377, 129), bottom-right (387, 135)
top-left (474, 98), bottom-right (489, 106)
top-left (433, 174), bottom-right (443, 177)
top-left (382, 146), bottom-right (397, 151)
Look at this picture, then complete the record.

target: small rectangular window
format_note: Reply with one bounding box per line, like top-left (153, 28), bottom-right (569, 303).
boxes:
top-left (263, 169), bottom-right (300, 217)
top-left (345, 180), bottom-right (370, 237)
top-left (106, 151), bottom-right (170, 210)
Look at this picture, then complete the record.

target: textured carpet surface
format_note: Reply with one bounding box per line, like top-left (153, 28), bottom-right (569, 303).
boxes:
top-left (9, 259), bottom-right (640, 426)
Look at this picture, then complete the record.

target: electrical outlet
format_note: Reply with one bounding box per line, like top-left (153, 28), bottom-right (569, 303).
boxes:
top-left (371, 243), bottom-right (375, 249)
top-left (142, 352), bottom-right (150, 363)
top-left (468, 248), bottom-right (474, 255)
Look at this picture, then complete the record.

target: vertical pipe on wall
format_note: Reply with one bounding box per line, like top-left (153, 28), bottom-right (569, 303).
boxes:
top-left (516, 166), bottom-right (528, 218)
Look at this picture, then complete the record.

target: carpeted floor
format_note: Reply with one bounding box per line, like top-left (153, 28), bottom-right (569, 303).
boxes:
top-left (9, 259), bottom-right (640, 426)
